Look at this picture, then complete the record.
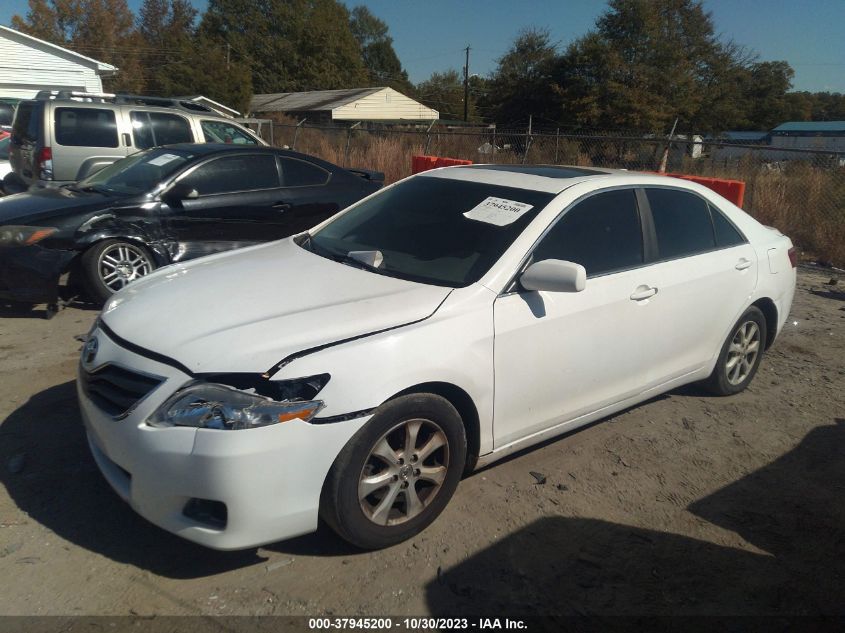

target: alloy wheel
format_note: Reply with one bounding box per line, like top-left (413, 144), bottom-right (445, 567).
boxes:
top-left (358, 418), bottom-right (450, 526)
top-left (98, 243), bottom-right (154, 291)
top-left (725, 320), bottom-right (761, 385)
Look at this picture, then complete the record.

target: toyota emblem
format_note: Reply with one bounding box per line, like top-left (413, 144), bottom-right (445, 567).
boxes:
top-left (84, 336), bottom-right (99, 364)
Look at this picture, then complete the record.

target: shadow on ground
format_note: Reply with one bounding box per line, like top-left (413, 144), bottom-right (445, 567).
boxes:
top-left (0, 381), bottom-right (272, 578)
top-left (426, 419), bottom-right (845, 616)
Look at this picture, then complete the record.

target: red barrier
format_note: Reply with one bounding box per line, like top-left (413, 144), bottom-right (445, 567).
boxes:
top-left (411, 155), bottom-right (472, 174)
top-left (648, 172), bottom-right (746, 207)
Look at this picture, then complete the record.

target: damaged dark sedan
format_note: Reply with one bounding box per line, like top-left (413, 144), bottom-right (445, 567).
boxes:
top-left (0, 144), bottom-right (382, 310)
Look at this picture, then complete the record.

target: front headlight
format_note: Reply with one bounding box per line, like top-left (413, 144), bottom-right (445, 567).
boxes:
top-left (149, 383), bottom-right (324, 430)
top-left (0, 226), bottom-right (58, 247)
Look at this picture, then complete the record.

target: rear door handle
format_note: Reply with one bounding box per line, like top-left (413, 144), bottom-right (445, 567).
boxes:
top-left (122, 132), bottom-right (132, 147)
top-left (630, 285), bottom-right (658, 301)
top-left (272, 202), bottom-right (291, 211)
top-left (735, 258), bottom-right (752, 270)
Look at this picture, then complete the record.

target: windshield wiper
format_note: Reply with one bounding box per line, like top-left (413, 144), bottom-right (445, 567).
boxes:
top-left (79, 184), bottom-right (113, 195)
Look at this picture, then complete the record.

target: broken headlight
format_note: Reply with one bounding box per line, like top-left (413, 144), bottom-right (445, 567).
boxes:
top-left (149, 382), bottom-right (324, 430)
top-left (0, 226), bottom-right (57, 247)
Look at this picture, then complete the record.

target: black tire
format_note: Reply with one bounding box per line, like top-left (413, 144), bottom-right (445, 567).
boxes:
top-left (80, 239), bottom-right (157, 304)
top-left (320, 393), bottom-right (467, 550)
top-left (703, 306), bottom-right (767, 396)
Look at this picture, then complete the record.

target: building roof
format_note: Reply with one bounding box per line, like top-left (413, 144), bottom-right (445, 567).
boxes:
top-left (719, 131), bottom-right (769, 142)
top-left (0, 25), bottom-right (117, 74)
top-left (771, 121), bottom-right (845, 134)
top-left (251, 88), bottom-right (384, 113)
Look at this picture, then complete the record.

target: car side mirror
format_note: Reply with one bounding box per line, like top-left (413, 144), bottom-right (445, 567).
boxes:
top-left (162, 182), bottom-right (199, 203)
top-left (520, 259), bottom-right (586, 293)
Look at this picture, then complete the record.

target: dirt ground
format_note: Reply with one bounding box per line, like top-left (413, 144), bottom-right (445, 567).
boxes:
top-left (0, 266), bottom-right (843, 618)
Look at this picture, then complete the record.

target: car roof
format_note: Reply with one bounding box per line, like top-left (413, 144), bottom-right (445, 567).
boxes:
top-left (156, 143), bottom-right (339, 169)
top-left (420, 164), bottom-right (705, 194)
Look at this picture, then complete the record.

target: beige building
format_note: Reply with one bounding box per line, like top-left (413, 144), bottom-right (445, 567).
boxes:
top-left (250, 87), bottom-right (438, 124)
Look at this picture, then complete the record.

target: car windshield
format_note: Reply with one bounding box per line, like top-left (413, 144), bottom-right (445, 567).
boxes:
top-left (308, 175), bottom-right (555, 287)
top-left (75, 148), bottom-right (196, 196)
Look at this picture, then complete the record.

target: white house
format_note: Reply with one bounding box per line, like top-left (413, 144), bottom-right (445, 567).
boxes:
top-left (250, 87), bottom-right (438, 123)
top-left (0, 25), bottom-right (117, 100)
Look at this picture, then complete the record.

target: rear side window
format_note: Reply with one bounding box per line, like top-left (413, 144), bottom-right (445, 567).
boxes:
top-left (12, 102), bottom-right (39, 143)
top-left (131, 112), bottom-right (193, 149)
top-left (179, 154), bottom-right (279, 195)
top-left (200, 120), bottom-right (258, 145)
top-left (279, 157), bottom-right (329, 186)
top-left (710, 205), bottom-right (746, 247)
top-left (55, 107), bottom-right (118, 147)
top-left (646, 188), bottom-right (715, 259)
top-left (532, 189), bottom-right (643, 277)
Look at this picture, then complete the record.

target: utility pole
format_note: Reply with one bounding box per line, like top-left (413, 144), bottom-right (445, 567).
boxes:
top-left (463, 45), bottom-right (470, 122)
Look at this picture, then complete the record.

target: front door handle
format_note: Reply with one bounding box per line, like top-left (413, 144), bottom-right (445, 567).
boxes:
top-left (735, 258), bottom-right (752, 270)
top-left (272, 202), bottom-right (291, 211)
top-left (630, 285), bottom-right (658, 301)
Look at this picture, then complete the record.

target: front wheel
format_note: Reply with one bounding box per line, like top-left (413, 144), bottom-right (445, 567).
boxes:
top-left (80, 239), bottom-right (156, 304)
top-left (703, 306), bottom-right (767, 396)
top-left (320, 394), bottom-right (467, 549)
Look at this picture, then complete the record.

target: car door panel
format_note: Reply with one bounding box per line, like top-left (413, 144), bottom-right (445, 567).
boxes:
top-left (492, 188), bottom-right (656, 448)
top-left (493, 268), bottom-right (661, 447)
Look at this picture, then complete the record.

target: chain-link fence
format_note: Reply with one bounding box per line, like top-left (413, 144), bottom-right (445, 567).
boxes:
top-left (266, 122), bottom-right (845, 266)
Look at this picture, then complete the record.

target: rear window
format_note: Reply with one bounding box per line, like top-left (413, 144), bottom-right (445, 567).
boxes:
top-left (200, 120), bottom-right (258, 145)
top-left (0, 102), bottom-right (14, 127)
top-left (55, 107), bottom-right (118, 148)
top-left (12, 102), bottom-right (39, 143)
top-left (0, 136), bottom-right (10, 160)
top-left (131, 111), bottom-right (194, 149)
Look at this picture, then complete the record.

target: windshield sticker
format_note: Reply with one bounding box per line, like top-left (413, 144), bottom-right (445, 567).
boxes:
top-left (463, 197), bottom-right (534, 227)
top-left (147, 153), bottom-right (181, 167)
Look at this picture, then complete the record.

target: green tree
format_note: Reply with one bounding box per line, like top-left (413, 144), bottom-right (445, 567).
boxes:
top-left (483, 28), bottom-right (559, 127)
top-left (201, 0), bottom-right (368, 95)
top-left (416, 69), bottom-right (482, 121)
top-left (551, 0), bottom-right (792, 133)
top-left (349, 6), bottom-right (411, 93)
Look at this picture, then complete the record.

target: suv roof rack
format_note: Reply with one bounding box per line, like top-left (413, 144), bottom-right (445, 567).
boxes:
top-left (32, 90), bottom-right (215, 114)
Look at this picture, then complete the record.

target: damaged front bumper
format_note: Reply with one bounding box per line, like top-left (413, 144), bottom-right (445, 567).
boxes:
top-left (0, 244), bottom-right (74, 304)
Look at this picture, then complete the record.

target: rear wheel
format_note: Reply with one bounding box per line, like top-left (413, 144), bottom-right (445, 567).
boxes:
top-left (320, 394), bottom-right (466, 549)
top-left (704, 306), bottom-right (767, 395)
top-left (81, 239), bottom-right (156, 304)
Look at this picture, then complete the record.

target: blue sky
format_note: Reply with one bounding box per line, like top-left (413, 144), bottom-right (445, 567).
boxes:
top-left (3, 0), bottom-right (843, 92)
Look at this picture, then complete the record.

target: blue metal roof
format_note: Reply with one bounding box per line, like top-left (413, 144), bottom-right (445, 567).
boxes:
top-left (771, 121), bottom-right (845, 133)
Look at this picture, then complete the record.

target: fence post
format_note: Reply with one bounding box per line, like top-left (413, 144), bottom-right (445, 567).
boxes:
top-left (491, 124), bottom-right (497, 162)
top-left (345, 121), bottom-right (362, 165)
top-left (522, 133), bottom-right (533, 164)
top-left (424, 120), bottom-right (436, 155)
top-left (554, 127), bottom-right (559, 164)
top-left (292, 117), bottom-right (307, 150)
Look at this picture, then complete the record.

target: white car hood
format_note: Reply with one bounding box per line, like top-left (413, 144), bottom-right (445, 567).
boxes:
top-left (101, 239), bottom-right (452, 374)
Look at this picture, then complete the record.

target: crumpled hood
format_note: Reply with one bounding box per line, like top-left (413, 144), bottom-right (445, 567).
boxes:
top-left (101, 238), bottom-right (452, 374)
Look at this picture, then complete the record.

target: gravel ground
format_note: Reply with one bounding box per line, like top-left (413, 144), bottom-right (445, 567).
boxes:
top-left (0, 266), bottom-right (843, 617)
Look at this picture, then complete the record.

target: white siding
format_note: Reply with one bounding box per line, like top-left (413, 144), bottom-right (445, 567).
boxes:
top-left (0, 29), bottom-right (108, 99)
top-left (332, 87), bottom-right (438, 121)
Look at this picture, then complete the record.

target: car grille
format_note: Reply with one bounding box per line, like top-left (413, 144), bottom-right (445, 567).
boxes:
top-left (80, 364), bottom-right (163, 418)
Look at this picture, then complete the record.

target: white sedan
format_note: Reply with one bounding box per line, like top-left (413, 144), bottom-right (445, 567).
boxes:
top-left (78, 165), bottom-right (796, 550)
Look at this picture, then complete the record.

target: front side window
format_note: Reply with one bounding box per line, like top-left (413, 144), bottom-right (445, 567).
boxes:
top-left (310, 176), bottom-right (555, 287)
top-left (131, 111), bottom-right (193, 149)
top-left (55, 107), bottom-right (118, 147)
top-left (532, 189), bottom-right (643, 277)
top-left (75, 148), bottom-right (195, 195)
top-left (646, 188), bottom-right (716, 260)
top-left (179, 154), bottom-right (279, 195)
top-left (279, 157), bottom-right (329, 186)
top-left (200, 120), bottom-right (258, 145)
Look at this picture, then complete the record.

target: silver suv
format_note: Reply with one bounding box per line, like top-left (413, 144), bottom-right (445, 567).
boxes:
top-left (6, 91), bottom-right (264, 191)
